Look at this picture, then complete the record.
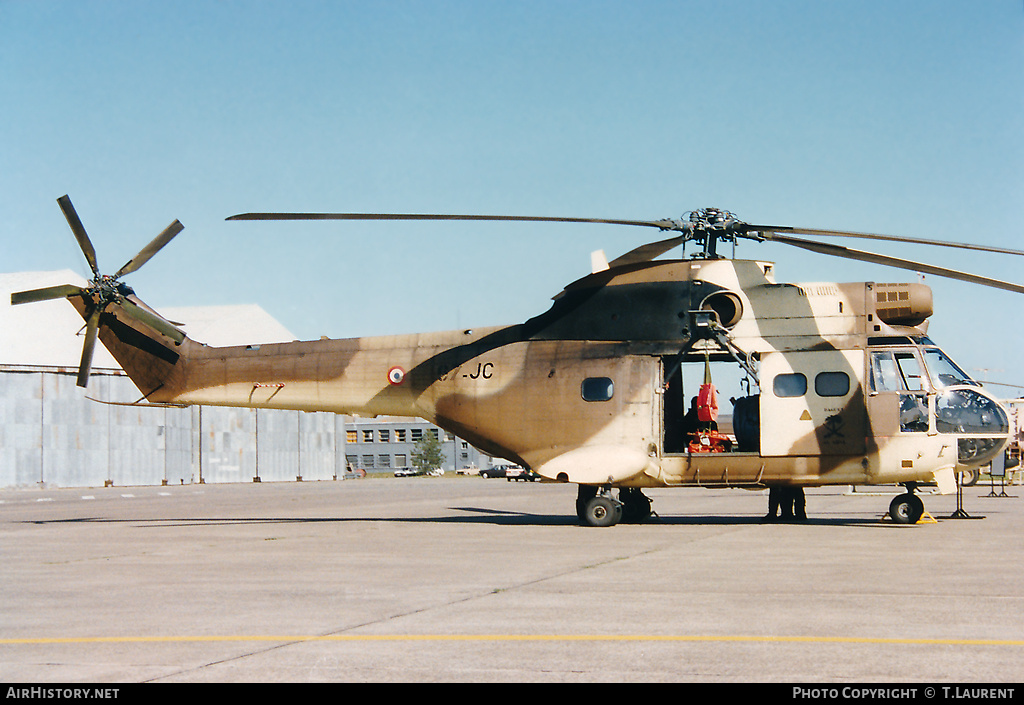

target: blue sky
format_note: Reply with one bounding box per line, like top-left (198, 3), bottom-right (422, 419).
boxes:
top-left (2, 1), bottom-right (1023, 388)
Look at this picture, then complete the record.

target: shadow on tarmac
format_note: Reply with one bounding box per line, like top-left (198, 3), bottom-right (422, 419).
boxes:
top-left (20, 509), bottom-right (888, 528)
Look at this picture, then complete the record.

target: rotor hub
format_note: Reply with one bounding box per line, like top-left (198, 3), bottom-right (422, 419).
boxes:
top-left (688, 208), bottom-right (735, 229)
top-left (86, 275), bottom-right (133, 308)
top-left (681, 208), bottom-right (753, 258)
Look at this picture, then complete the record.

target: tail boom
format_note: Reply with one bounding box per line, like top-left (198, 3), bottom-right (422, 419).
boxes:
top-left (82, 296), bottom-right (505, 421)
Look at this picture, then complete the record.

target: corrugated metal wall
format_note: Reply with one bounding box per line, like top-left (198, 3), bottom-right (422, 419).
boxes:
top-left (0, 368), bottom-right (344, 488)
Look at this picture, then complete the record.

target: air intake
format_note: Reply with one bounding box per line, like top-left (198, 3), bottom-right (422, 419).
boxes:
top-left (874, 283), bottom-right (933, 326)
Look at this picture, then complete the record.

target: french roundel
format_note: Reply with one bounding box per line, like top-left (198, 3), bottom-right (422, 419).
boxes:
top-left (388, 366), bottom-right (405, 385)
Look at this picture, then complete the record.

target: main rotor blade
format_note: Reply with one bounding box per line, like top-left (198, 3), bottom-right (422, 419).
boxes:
top-left (10, 284), bottom-right (85, 306)
top-left (114, 220), bottom-right (184, 277)
top-left (754, 225), bottom-right (1024, 257)
top-left (228, 211), bottom-right (1024, 257)
top-left (120, 298), bottom-right (186, 343)
top-left (763, 232), bottom-right (1024, 294)
top-left (57, 195), bottom-right (100, 277)
top-left (608, 235), bottom-right (686, 268)
top-left (227, 212), bottom-right (675, 229)
top-left (77, 306), bottom-right (102, 388)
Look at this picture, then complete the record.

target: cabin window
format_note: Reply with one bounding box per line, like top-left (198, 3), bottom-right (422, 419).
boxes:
top-left (815, 371), bottom-right (851, 397)
top-left (581, 377), bottom-right (614, 402)
top-left (773, 373), bottom-right (807, 398)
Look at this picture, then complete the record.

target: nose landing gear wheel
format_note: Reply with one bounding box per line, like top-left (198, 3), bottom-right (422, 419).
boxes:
top-left (889, 492), bottom-right (924, 524)
top-left (958, 467), bottom-right (980, 487)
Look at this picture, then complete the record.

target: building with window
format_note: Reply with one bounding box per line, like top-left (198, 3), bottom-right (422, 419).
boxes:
top-left (344, 415), bottom-right (492, 474)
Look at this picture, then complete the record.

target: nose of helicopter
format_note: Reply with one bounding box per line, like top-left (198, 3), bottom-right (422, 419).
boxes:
top-left (935, 385), bottom-right (1011, 465)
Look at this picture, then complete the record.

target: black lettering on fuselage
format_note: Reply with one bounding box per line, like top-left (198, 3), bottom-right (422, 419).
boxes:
top-left (464, 362), bottom-right (494, 379)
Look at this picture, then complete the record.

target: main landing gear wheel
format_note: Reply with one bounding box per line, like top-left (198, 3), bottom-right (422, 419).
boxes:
top-left (889, 492), bottom-right (925, 525)
top-left (576, 485), bottom-right (623, 527)
top-left (583, 496), bottom-right (622, 527)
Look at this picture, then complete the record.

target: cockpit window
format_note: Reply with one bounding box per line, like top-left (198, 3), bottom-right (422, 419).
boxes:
top-left (923, 348), bottom-right (977, 388)
top-left (870, 351), bottom-right (924, 392)
top-left (871, 352), bottom-right (900, 392)
top-left (895, 353), bottom-right (925, 390)
top-left (871, 348), bottom-right (973, 392)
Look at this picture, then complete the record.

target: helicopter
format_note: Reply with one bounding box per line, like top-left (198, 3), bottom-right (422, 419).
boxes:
top-left (12, 197), bottom-right (1022, 526)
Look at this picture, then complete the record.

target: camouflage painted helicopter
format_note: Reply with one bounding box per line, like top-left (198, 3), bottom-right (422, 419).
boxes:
top-left (13, 197), bottom-right (1022, 526)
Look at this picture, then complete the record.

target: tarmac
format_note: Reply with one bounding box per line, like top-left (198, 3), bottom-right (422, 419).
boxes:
top-left (1, 475), bottom-right (1022, 683)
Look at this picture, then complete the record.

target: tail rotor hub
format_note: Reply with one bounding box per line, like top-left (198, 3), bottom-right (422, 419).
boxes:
top-left (9, 195), bottom-right (184, 387)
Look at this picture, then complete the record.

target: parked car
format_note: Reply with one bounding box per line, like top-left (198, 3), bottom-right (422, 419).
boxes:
top-left (506, 467), bottom-right (540, 482)
top-left (479, 466), bottom-right (507, 478)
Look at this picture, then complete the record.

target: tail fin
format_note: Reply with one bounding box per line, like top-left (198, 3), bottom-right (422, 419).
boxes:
top-left (67, 292), bottom-right (189, 399)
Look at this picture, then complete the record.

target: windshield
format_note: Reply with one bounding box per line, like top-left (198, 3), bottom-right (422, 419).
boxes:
top-left (923, 348), bottom-right (977, 389)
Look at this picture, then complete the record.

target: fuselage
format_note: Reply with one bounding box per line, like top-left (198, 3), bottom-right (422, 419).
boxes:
top-left (81, 257), bottom-right (1010, 489)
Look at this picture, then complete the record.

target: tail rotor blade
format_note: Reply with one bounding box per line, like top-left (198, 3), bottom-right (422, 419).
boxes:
top-left (11, 284), bottom-right (85, 306)
top-left (120, 298), bottom-right (186, 343)
top-left (115, 220), bottom-right (184, 277)
top-left (57, 195), bottom-right (100, 277)
top-left (77, 306), bottom-right (102, 388)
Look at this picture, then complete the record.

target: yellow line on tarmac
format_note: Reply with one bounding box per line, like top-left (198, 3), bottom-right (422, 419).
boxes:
top-left (2, 634), bottom-right (1023, 646)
